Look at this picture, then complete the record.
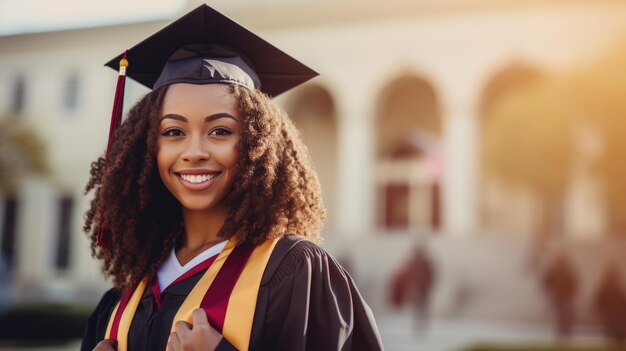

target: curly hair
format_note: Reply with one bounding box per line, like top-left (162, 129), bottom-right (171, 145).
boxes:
top-left (84, 84), bottom-right (325, 290)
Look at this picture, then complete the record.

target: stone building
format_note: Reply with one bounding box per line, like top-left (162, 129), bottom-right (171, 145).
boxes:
top-left (1, 0), bottom-right (625, 323)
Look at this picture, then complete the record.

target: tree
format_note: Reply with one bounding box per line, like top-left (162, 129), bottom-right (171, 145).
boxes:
top-left (0, 119), bottom-right (49, 195)
top-left (483, 76), bottom-right (573, 238)
top-left (570, 44), bottom-right (626, 237)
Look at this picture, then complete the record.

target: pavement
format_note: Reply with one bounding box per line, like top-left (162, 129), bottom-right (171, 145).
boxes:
top-left (0, 311), bottom-right (613, 351)
top-left (377, 310), bottom-right (609, 351)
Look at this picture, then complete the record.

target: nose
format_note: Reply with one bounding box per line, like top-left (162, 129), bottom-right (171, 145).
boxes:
top-left (181, 134), bottom-right (209, 163)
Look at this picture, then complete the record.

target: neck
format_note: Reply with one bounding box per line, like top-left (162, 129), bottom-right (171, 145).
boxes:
top-left (181, 206), bottom-right (229, 251)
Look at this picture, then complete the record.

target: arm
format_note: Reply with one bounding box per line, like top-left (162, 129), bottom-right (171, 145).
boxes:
top-left (263, 241), bottom-right (383, 351)
top-left (81, 289), bottom-right (122, 351)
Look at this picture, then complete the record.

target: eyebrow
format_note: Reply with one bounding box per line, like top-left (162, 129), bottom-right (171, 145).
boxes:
top-left (159, 112), bottom-right (237, 123)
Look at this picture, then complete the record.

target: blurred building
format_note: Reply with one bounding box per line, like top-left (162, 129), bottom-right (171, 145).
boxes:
top-left (1, 0), bottom-right (626, 326)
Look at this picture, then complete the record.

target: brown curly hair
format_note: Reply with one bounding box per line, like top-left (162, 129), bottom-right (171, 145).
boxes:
top-left (84, 84), bottom-right (325, 290)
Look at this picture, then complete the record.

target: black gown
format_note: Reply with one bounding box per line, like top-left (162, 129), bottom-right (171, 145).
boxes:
top-left (81, 236), bottom-right (384, 350)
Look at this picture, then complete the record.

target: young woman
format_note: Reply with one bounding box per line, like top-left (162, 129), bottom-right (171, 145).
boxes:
top-left (81, 5), bottom-right (382, 351)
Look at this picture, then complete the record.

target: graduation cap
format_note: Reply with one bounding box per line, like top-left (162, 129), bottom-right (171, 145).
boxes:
top-left (105, 4), bottom-right (317, 95)
top-left (98, 4), bottom-right (318, 247)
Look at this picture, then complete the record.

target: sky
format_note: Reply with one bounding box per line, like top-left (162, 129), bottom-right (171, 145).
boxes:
top-left (0, 0), bottom-right (185, 35)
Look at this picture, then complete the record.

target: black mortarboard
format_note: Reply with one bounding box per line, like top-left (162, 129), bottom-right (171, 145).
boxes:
top-left (105, 3), bottom-right (318, 97)
top-left (97, 4), bottom-right (318, 248)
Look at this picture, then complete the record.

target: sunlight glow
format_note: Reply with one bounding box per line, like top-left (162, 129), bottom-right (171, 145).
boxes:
top-left (0, 0), bottom-right (185, 35)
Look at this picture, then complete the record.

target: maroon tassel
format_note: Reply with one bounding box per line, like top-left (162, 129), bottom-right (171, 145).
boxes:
top-left (97, 50), bottom-right (129, 248)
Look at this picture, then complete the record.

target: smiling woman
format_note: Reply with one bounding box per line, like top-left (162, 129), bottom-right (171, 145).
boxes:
top-left (80, 4), bottom-right (382, 351)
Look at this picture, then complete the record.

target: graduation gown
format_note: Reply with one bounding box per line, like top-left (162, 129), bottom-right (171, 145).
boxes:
top-left (81, 235), bottom-right (384, 351)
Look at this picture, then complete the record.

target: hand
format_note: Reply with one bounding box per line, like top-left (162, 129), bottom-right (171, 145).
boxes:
top-left (93, 339), bottom-right (117, 351)
top-left (169, 308), bottom-right (223, 351)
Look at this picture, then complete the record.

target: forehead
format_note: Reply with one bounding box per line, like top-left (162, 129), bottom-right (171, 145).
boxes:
top-left (161, 83), bottom-right (239, 117)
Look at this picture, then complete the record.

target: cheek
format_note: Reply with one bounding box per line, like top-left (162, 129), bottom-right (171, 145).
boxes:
top-left (156, 143), bottom-right (174, 177)
top-left (221, 142), bottom-right (240, 168)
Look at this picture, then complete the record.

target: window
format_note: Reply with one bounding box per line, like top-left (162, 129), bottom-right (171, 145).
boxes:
top-left (1, 198), bottom-right (18, 270)
top-left (381, 184), bottom-right (410, 229)
top-left (64, 74), bottom-right (80, 111)
top-left (10, 75), bottom-right (26, 114)
top-left (376, 159), bottom-right (442, 232)
top-left (55, 196), bottom-right (74, 271)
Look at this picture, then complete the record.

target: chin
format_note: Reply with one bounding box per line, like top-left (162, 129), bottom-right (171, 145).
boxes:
top-left (177, 196), bottom-right (225, 212)
top-left (180, 202), bottom-right (215, 211)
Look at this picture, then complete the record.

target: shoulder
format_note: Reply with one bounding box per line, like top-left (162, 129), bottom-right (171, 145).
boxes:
top-left (273, 235), bottom-right (332, 265)
top-left (276, 235), bottom-right (327, 257)
top-left (81, 288), bottom-right (122, 349)
top-left (87, 287), bottom-right (122, 322)
top-left (260, 235), bottom-right (342, 287)
top-left (93, 288), bottom-right (122, 315)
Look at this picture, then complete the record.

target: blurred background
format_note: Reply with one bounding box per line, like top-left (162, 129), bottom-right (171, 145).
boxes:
top-left (1, 0), bottom-right (626, 350)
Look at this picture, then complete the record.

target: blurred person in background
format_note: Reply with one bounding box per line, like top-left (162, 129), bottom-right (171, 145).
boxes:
top-left (0, 257), bottom-right (8, 317)
top-left (389, 244), bottom-right (435, 331)
top-left (593, 262), bottom-right (626, 345)
top-left (390, 261), bottom-right (410, 309)
top-left (81, 5), bottom-right (383, 351)
top-left (541, 250), bottom-right (578, 339)
top-left (408, 246), bottom-right (435, 331)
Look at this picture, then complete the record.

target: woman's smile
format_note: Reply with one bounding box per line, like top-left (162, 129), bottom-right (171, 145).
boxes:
top-left (176, 170), bottom-right (221, 190)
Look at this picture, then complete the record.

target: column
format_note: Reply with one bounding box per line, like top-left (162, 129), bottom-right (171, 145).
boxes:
top-left (441, 89), bottom-right (479, 237)
top-left (15, 176), bottom-right (57, 284)
top-left (334, 85), bottom-right (376, 237)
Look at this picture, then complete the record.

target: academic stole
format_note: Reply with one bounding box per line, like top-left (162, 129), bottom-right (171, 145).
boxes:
top-left (104, 238), bottom-right (278, 351)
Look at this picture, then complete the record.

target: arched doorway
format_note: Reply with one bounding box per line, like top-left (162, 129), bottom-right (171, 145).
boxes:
top-left (285, 85), bottom-right (338, 231)
top-left (375, 75), bottom-right (442, 233)
top-left (479, 63), bottom-right (546, 236)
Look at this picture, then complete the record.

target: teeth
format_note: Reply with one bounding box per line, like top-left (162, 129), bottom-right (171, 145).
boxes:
top-left (180, 174), bottom-right (217, 184)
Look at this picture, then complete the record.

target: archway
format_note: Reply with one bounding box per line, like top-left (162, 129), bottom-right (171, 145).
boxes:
top-left (375, 75), bottom-right (442, 232)
top-left (285, 85), bottom-right (338, 231)
top-left (479, 63), bottom-right (546, 236)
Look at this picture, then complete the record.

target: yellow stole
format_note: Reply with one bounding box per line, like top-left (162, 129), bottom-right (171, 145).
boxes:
top-left (105, 238), bottom-right (278, 351)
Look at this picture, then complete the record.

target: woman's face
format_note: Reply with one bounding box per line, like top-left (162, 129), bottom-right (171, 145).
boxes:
top-left (157, 83), bottom-right (241, 213)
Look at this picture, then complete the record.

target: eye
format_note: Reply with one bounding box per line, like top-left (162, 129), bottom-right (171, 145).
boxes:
top-left (161, 127), bottom-right (185, 137)
top-left (209, 127), bottom-right (232, 136)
